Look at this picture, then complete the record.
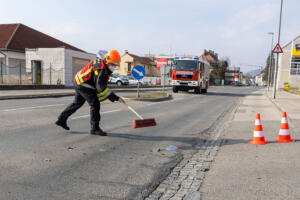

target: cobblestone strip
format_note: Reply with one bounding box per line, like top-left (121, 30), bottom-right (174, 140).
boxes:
top-left (145, 102), bottom-right (239, 200)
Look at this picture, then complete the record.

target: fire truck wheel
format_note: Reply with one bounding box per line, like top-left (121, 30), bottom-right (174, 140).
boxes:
top-left (201, 87), bottom-right (207, 93)
top-left (173, 86), bottom-right (178, 93)
top-left (194, 86), bottom-right (202, 94)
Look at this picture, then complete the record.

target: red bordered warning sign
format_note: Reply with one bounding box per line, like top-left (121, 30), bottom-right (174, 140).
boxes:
top-left (272, 43), bottom-right (283, 53)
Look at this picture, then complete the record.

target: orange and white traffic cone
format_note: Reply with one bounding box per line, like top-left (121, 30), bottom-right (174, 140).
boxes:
top-left (249, 113), bottom-right (268, 145)
top-left (276, 112), bottom-right (295, 143)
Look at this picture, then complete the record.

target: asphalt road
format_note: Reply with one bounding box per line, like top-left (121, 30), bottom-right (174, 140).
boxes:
top-left (0, 86), bottom-right (256, 200)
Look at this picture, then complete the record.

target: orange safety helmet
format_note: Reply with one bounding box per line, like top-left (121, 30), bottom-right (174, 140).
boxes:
top-left (103, 50), bottom-right (121, 66)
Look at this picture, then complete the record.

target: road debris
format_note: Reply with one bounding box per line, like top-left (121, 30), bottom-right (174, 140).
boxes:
top-left (44, 158), bottom-right (52, 162)
top-left (166, 145), bottom-right (178, 151)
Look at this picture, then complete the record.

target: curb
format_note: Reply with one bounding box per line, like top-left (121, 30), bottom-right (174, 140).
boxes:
top-left (0, 92), bottom-right (75, 100)
top-left (265, 91), bottom-right (297, 135)
top-left (123, 94), bottom-right (173, 102)
top-left (0, 88), bottom-right (172, 100)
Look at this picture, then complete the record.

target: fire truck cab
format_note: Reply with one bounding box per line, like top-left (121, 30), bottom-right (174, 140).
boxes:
top-left (171, 57), bottom-right (210, 94)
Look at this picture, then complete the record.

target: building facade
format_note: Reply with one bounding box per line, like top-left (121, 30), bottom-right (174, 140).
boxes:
top-left (225, 67), bottom-right (241, 85)
top-left (0, 23), bottom-right (92, 85)
top-left (25, 48), bottom-right (95, 86)
top-left (115, 51), bottom-right (160, 77)
top-left (277, 34), bottom-right (300, 88)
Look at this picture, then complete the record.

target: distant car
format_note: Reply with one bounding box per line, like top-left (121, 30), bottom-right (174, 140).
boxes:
top-left (126, 76), bottom-right (147, 85)
top-left (235, 82), bottom-right (243, 86)
top-left (109, 74), bottom-right (129, 86)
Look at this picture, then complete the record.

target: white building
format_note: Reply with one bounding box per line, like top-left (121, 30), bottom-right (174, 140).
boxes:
top-left (277, 34), bottom-right (300, 88)
top-left (26, 48), bottom-right (95, 86)
top-left (0, 23), bottom-right (95, 85)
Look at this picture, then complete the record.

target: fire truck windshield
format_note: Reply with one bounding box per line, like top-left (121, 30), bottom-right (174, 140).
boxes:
top-left (173, 60), bottom-right (197, 71)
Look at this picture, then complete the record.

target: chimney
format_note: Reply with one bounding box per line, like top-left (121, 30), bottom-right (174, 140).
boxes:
top-left (125, 50), bottom-right (129, 54)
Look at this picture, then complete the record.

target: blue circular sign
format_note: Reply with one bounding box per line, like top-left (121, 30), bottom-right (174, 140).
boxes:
top-left (132, 65), bottom-right (145, 80)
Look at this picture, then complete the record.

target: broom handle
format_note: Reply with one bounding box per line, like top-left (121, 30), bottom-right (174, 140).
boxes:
top-left (127, 105), bottom-right (144, 120)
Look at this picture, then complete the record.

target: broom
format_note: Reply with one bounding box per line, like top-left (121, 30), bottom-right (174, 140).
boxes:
top-left (123, 103), bottom-right (156, 128)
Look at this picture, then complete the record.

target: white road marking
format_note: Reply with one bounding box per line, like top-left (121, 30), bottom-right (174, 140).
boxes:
top-left (70, 109), bottom-right (122, 120)
top-left (146, 103), bottom-right (156, 106)
top-left (70, 115), bottom-right (90, 120)
top-left (2, 104), bottom-right (65, 112)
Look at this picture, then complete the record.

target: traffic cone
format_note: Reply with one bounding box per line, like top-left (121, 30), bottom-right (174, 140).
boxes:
top-left (249, 113), bottom-right (268, 145)
top-left (276, 112), bottom-right (295, 143)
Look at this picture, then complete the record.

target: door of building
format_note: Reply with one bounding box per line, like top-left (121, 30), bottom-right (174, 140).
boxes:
top-left (32, 60), bottom-right (41, 84)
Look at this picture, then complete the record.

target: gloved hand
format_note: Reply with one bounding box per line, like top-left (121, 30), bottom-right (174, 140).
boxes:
top-left (118, 97), bottom-right (125, 104)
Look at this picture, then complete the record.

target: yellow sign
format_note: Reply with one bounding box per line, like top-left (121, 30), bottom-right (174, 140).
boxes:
top-left (285, 83), bottom-right (290, 89)
top-left (292, 42), bottom-right (300, 56)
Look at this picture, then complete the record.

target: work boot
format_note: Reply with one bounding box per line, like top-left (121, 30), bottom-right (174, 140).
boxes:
top-left (90, 123), bottom-right (107, 136)
top-left (55, 120), bottom-right (70, 130)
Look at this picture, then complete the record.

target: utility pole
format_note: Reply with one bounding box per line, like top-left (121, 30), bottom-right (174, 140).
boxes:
top-left (0, 61), bottom-right (2, 84)
top-left (19, 63), bottom-right (22, 84)
top-left (273, 0), bottom-right (283, 99)
top-left (50, 63), bottom-right (52, 85)
top-left (267, 32), bottom-right (274, 91)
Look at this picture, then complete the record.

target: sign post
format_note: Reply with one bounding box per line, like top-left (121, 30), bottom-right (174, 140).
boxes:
top-left (272, 0), bottom-right (283, 99)
top-left (132, 65), bottom-right (145, 98)
top-left (272, 42), bottom-right (283, 99)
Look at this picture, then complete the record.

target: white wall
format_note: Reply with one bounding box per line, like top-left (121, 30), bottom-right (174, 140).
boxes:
top-left (26, 48), bottom-right (65, 85)
top-left (26, 48), bottom-right (95, 86)
top-left (0, 51), bottom-right (25, 74)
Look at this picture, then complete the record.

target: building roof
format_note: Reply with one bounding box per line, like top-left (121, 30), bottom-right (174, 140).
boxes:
top-left (0, 23), bottom-right (85, 52)
top-left (283, 33), bottom-right (300, 49)
top-left (200, 54), bottom-right (215, 62)
top-left (126, 53), bottom-right (154, 65)
top-left (200, 50), bottom-right (218, 63)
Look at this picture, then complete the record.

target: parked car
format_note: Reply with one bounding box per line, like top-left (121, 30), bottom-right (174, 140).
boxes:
top-left (126, 76), bottom-right (147, 85)
top-left (109, 74), bottom-right (129, 86)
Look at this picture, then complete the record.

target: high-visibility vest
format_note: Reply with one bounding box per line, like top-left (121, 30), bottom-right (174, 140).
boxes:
top-left (74, 58), bottom-right (107, 85)
top-left (74, 59), bottom-right (111, 102)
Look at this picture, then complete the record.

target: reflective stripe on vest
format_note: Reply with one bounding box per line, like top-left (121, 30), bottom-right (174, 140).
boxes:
top-left (97, 88), bottom-right (112, 102)
top-left (74, 59), bottom-right (107, 85)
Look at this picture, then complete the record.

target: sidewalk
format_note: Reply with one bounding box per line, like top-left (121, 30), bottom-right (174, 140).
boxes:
top-left (200, 89), bottom-right (300, 200)
top-left (0, 87), bottom-right (171, 100)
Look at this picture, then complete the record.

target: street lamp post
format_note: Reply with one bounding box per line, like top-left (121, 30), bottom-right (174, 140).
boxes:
top-left (273, 0), bottom-right (283, 99)
top-left (267, 32), bottom-right (274, 91)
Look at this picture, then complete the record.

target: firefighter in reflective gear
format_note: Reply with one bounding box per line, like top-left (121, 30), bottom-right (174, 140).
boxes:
top-left (55, 50), bottom-right (125, 135)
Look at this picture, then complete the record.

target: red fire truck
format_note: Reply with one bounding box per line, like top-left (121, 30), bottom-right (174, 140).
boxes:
top-left (171, 57), bottom-right (210, 93)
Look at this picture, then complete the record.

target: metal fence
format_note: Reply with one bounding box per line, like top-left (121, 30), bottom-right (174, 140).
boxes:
top-left (0, 61), bottom-right (170, 86)
top-left (0, 61), bottom-right (64, 85)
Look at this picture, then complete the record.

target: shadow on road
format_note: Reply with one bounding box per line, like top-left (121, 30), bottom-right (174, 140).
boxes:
top-left (108, 133), bottom-right (250, 149)
top-left (70, 131), bottom-right (89, 134)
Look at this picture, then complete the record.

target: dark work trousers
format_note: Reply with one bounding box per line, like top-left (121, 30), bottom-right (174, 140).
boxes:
top-left (58, 85), bottom-right (100, 125)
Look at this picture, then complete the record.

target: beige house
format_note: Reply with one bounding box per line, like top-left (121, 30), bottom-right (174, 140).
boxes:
top-left (277, 34), bottom-right (300, 88)
top-left (255, 72), bottom-right (266, 86)
top-left (114, 51), bottom-right (160, 77)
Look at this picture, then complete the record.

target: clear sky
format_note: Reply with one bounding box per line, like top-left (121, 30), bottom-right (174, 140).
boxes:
top-left (0, 0), bottom-right (299, 72)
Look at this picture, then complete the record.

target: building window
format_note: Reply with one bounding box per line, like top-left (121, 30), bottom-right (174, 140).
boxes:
top-left (290, 56), bottom-right (300, 75)
top-left (128, 63), bottom-right (131, 72)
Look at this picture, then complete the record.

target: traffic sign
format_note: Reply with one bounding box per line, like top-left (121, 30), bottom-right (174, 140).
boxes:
top-left (132, 65), bottom-right (145, 80)
top-left (272, 43), bottom-right (283, 53)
